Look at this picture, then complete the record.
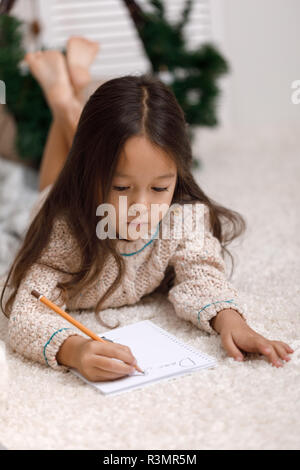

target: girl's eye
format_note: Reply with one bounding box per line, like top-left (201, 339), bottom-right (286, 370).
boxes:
top-left (113, 186), bottom-right (129, 191)
top-left (112, 186), bottom-right (168, 192)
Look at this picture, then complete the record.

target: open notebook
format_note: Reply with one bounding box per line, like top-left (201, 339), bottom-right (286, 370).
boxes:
top-left (69, 320), bottom-right (217, 396)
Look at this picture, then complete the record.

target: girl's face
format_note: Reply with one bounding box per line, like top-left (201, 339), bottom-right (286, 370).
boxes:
top-left (106, 135), bottom-right (177, 241)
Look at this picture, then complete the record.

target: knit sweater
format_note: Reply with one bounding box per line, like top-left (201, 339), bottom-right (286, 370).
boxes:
top-left (7, 184), bottom-right (248, 372)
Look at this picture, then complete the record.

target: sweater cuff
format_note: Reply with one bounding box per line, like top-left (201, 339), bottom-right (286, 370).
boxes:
top-left (43, 327), bottom-right (81, 371)
top-left (197, 298), bottom-right (248, 335)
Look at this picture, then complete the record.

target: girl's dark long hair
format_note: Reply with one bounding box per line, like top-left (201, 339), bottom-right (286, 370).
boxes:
top-left (0, 74), bottom-right (246, 328)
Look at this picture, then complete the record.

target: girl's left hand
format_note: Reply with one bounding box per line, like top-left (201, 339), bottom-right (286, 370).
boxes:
top-left (213, 309), bottom-right (294, 367)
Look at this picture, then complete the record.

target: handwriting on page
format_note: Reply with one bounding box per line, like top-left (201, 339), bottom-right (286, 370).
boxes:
top-left (107, 335), bottom-right (198, 376)
top-left (139, 357), bottom-right (197, 376)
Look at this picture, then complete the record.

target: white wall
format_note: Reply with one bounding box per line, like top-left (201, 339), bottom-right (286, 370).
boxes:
top-left (211, 0), bottom-right (300, 133)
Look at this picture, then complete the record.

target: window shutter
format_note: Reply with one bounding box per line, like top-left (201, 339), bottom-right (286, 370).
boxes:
top-left (37, 0), bottom-right (150, 80)
top-left (13, 0), bottom-right (214, 80)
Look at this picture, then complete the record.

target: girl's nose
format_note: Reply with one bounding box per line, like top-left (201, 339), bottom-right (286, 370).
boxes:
top-left (128, 200), bottom-right (150, 215)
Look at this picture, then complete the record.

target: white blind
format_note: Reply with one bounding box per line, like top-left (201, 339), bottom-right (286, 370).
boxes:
top-left (138, 0), bottom-right (212, 49)
top-left (14, 0), bottom-right (213, 80)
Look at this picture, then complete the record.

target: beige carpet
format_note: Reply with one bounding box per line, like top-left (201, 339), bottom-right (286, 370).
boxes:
top-left (0, 127), bottom-right (299, 450)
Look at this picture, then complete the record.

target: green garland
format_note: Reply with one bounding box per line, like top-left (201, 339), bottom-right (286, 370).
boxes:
top-left (0, 14), bottom-right (52, 168)
top-left (0, 2), bottom-right (229, 168)
top-left (123, 0), bottom-right (230, 167)
top-left (123, 0), bottom-right (229, 127)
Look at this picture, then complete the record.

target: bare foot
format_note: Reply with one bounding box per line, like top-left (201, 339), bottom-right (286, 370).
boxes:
top-left (66, 36), bottom-right (100, 96)
top-left (24, 50), bottom-right (75, 111)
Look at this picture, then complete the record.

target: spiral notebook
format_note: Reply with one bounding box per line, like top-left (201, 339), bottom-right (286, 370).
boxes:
top-left (70, 320), bottom-right (217, 396)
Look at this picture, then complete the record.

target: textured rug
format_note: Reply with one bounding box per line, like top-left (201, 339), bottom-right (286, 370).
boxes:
top-left (0, 127), bottom-right (299, 450)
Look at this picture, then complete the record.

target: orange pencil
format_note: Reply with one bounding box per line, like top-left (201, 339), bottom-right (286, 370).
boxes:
top-left (31, 289), bottom-right (144, 374)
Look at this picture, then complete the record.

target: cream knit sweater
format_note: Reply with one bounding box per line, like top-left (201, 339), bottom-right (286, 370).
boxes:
top-left (7, 185), bottom-right (248, 372)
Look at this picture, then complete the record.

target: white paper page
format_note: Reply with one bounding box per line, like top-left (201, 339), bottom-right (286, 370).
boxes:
top-left (70, 320), bottom-right (217, 395)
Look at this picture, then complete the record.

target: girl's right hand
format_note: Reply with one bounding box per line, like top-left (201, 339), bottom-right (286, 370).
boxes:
top-left (73, 337), bottom-right (138, 382)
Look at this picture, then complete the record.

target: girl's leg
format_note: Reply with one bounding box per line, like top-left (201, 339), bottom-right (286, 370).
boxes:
top-left (66, 36), bottom-right (100, 102)
top-left (37, 96), bottom-right (83, 191)
top-left (24, 50), bottom-right (82, 192)
top-left (24, 38), bottom-right (99, 191)
top-left (59, 35), bottom-right (99, 146)
top-left (38, 120), bottom-right (69, 192)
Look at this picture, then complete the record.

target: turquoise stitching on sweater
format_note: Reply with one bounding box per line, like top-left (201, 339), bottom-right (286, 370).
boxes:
top-left (197, 299), bottom-right (238, 324)
top-left (120, 220), bottom-right (161, 257)
top-left (78, 222), bottom-right (162, 296)
top-left (43, 327), bottom-right (71, 366)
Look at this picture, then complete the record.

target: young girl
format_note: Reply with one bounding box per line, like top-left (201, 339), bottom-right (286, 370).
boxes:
top-left (0, 38), bottom-right (294, 383)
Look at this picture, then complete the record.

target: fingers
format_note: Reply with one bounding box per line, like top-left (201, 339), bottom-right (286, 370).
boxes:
top-left (258, 343), bottom-right (282, 367)
top-left (272, 342), bottom-right (293, 363)
top-left (89, 341), bottom-right (137, 373)
top-left (222, 332), bottom-right (294, 367)
top-left (92, 354), bottom-right (135, 376)
top-left (221, 333), bottom-right (244, 361)
top-left (92, 341), bottom-right (136, 364)
top-left (256, 340), bottom-right (293, 367)
top-left (90, 367), bottom-right (133, 382)
top-left (279, 342), bottom-right (294, 354)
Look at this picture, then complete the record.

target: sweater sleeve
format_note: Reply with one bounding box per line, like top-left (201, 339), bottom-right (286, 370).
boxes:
top-left (167, 203), bottom-right (248, 335)
top-left (7, 216), bottom-right (86, 371)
